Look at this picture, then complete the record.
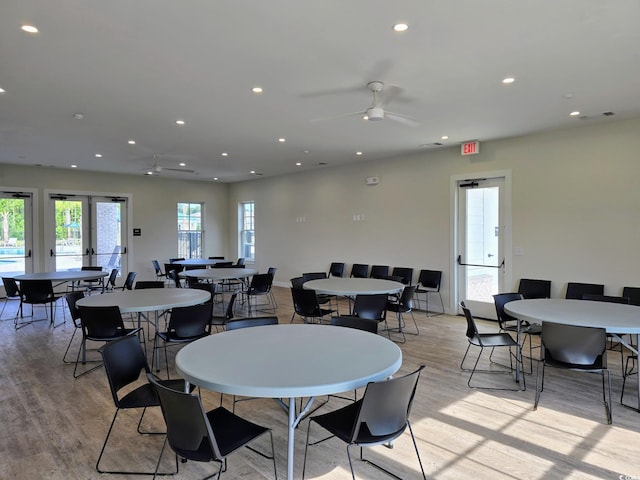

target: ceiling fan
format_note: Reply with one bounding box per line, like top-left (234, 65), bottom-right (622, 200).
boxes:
top-left (142, 154), bottom-right (197, 176)
top-left (314, 81), bottom-right (419, 127)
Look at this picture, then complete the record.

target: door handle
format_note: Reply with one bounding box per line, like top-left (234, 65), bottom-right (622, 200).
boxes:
top-left (487, 253), bottom-right (494, 258)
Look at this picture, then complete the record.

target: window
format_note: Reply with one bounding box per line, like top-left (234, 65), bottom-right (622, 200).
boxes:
top-left (239, 201), bottom-right (255, 262)
top-left (177, 202), bottom-right (203, 259)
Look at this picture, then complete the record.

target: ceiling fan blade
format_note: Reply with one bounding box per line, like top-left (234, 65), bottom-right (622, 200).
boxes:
top-left (163, 167), bottom-right (197, 174)
top-left (378, 85), bottom-right (404, 108)
top-left (310, 111), bottom-right (366, 123)
top-left (385, 111), bottom-right (420, 127)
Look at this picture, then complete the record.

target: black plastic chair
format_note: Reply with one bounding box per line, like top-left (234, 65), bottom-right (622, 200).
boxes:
top-left (242, 273), bottom-right (275, 315)
top-left (350, 264), bottom-right (369, 278)
top-left (460, 301), bottom-right (522, 391)
top-left (226, 315), bottom-right (278, 331)
top-left (302, 365), bottom-right (426, 480)
top-left (391, 267), bottom-right (413, 285)
top-left (1, 277), bottom-right (22, 319)
top-left (75, 305), bottom-right (141, 378)
top-left (104, 268), bottom-right (119, 291)
top-left (535, 322), bottom-right (612, 424)
top-left (96, 335), bottom-right (190, 475)
top-left (386, 285), bottom-right (418, 343)
top-left (331, 315), bottom-right (378, 333)
top-left (328, 262), bottom-right (345, 278)
top-left (517, 278), bottom-right (551, 299)
top-left (121, 271), bottom-right (137, 290)
top-left (152, 302), bottom-right (213, 378)
top-left (134, 280), bottom-right (165, 289)
top-left (622, 286), bottom-right (640, 306)
top-left (348, 293), bottom-right (388, 336)
top-left (62, 291), bottom-right (85, 365)
top-left (290, 288), bottom-right (335, 324)
top-left (77, 266), bottom-right (105, 293)
top-left (302, 271), bottom-right (335, 310)
top-left (565, 282), bottom-right (604, 300)
top-left (369, 265), bottom-right (389, 279)
top-left (16, 279), bottom-right (61, 328)
top-left (415, 269), bottom-right (444, 316)
top-left (147, 374), bottom-right (277, 480)
top-left (493, 292), bottom-right (541, 374)
top-left (290, 276), bottom-right (305, 289)
top-left (152, 260), bottom-right (166, 280)
top-left (211, 291), bottom-right (237, 332)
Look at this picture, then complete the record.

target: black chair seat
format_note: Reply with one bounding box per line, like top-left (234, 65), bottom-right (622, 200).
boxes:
top-left (156, 331), bottom-right (209, 344)
top-left (207, 406), bottom-right (270, 457)
top-left (470, 332), bottom-right (519, 348)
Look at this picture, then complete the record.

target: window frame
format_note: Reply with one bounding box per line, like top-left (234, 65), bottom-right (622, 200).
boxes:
top-left (177, 202), bottom-right (204, 259)
top-left (239, 201), bottom-right (255, 262)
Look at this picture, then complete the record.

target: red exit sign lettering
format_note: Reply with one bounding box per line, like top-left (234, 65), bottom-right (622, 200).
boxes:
top-left (461, 140), bottom-right (480, 156)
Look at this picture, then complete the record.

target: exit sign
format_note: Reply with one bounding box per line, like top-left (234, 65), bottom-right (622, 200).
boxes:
top-left (461, 140), bottom-right (480, 156)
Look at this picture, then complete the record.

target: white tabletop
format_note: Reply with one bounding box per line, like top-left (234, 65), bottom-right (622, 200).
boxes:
top-left (304, 277), bottom-right (404, 296)
top-left (76, 288), bottom-right (210, 313)
top-left (13, 271), bottom-right (109, 282)
top-left (176, 324), bottom-right (402, 397)
top-left (504, 298), bottom-right (640, 334)
top-left (179, 267), bottom-right (256, 280)
top-left (170, 259), bottom-right (230, 267)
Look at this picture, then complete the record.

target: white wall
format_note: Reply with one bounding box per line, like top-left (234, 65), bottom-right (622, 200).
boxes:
top-left (0, 166), bottom-right (229, 281)
top-left (228, 116), bottom-right (640, 311)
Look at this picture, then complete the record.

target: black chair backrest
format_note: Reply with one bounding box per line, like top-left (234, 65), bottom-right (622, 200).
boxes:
top-left (226, 316), bottom-right (279, 330)
top-left (134, 280), bottom-right (165, 289)
top-left (20, 279), bottom-right (54, 303)
top-left (582, 294), bottom-right (630, 304)
top-left (147, 373), bottom-right (222, 460)
top-left (189, 282), bottom-right (216, 303)
top-left (352, 366), bottom-right (424, 442)
top-left (331, 316), bottom-right (378, 333)
top-left (152, 260), bottom-right (163, 275)
top-left (208, 256), bottom-right (225, 260)
top-left (223, 292), bottom-right (238, 320)
top-left (2, 277), bottom-right (20, 297)
top-left (352, 294), bottom-right (388, 321)
top-left (81, 266), bottom-right (103, 272)
top-left (302, 272), bottom-right (327, 282)
top-left (291, 287), bottom-right (322, 316)
top-left (235, 258), bottom-right (245, 266)
top-left (370, 265), bottom-right (389, 279)
top-left (391, 267), bottom-right (413, 285)
top-left (123, 271), bottom-right (137, 290)
top-left (99, 335), bottom-right (150, 407)
top-left (65, 291), bottom-right (85, 325)
top-left (460, 302), bottom-right (480, 343)
top-left (106, 268), bottom-right (119, 289)
top-left (169, 258), bottom-right (185, 263)
top-left (290, 276), bottom-right (305, 289)
top-left (395, 285), bottom-right (417, 310)
top-left (167, 270), bottom-right (182, 288)
top-left (418, 270), bottom-right (442, 291)
top-left (248, 273), bottom-right (272, 294)
top-left (350, 264), bottom-right (369, 278)
top-left (565, 282), bottom-right (604, 300)
top-left (517, 278), bottom-right (551, 299)
top-left (329, 262), bottom-right (345, 278)
top-left (541, 322), bottom-right (607, 369)
top-left (212, 261), bottom-right (234, 268)
top-left (78, 305), bottom-right (126, 338)
top-left (167, 303), bottom-right (213, 339)
top-left (492, 292), bottom-right (523, 328)
top-left (267, 267), bottom-right (277, 276)
top-left (622, 286), bottom-right (640, 306)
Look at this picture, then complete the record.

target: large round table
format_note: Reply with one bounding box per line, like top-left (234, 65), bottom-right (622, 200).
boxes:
top-left (175, 324), bottom-right (402, 479)
top-left (14, 270), bottom-right (109, 289)
top-left (179, 267), bottom-right (256, 282)
top-left (76, 287), bottom-right (210, 313)
top-left (303, 277), bottom-right (404, 296)
top-left (505, 298), bottom-right (640, 409)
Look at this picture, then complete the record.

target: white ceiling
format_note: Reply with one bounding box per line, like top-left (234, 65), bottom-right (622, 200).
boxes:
top-left (1, 1), bottom-right (639, 183)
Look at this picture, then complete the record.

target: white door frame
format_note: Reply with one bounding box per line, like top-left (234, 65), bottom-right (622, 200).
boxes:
top-left (449, 169), bottom-right (512, 316)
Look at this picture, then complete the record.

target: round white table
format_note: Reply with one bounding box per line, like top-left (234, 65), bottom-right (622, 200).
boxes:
top-left (171, 259), bottom-right (231, 268)
top-left (505, 298), bottom-right (640, 408)
top-left (304, 277), bottom-right (404, 296)
top-left (179, 267), bottom-right (256, 282)
top-left (76, 288), bottom-right (210, 314)
top-left (14, 270), bottom-right (109, 284)
top-left (175, 324), bottom-right (402, 479)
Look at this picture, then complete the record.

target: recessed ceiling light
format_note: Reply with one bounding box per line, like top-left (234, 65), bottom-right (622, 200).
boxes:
top-left (221, 152), bottom-right (228, 157)
top-left (570, 111), bottom-right (581, 116)
top-left (362, 115), bottom-right (369, 121)
top-left (0, 87), bottom-right (5, 94)
top-left (179, 162), bottom-right (186, 167)
top-left (146, 171), bottom-right (154, 175)
top-left (213, 177), bottom-right (218, 181)
top-left (441, 135), bottom-right (449, 140)
top-left (296, 162), bottom-right (302, 166)
top-left (393, 23), bottom-right (409, 32)
top-left (303, 150), bottom-right (310, 154)
top-left (95, 153), bottom-right (102, 158)
top-left (70, 164), bottom-right (77, 168)
top-left (21, 25), bottom-right (38, 33)
top-left (128, 139), bottom-right (136, 145)
top-left (73, 113), bottom-right (84, 120)
top-left (278, 138), bottom-right (286, 143)
top-left (252, 86), bottom-right (263, 94)
top-left (175, 119), bottom-right (185, 125)
top-left (250, 170), bottom-right (256, 174)
top-left (356, 151), bottom-right (363, 156)
top-left (502, 77), bottom-right (515, 84)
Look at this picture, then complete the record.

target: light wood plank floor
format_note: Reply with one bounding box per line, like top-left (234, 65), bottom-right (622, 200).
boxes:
top-left (1, 286), bottom-right (639, 479)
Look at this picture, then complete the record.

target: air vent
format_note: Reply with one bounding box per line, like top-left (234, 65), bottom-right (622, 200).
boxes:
top-left (580, 112), bottom-right (616, 120)
top-left (316, 162), bottom-right (328, 166)
top-left (421, 142), bottom-right (444, 147)
top-left (602, 111), bottom-right (616, 116)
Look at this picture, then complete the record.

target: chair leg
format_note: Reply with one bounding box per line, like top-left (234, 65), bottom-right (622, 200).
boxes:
top-left (621, 354), bottom-right (638, 408)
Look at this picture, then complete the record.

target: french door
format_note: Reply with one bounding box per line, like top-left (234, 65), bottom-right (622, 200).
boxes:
top-left (456, 175), bottom-right (510, 319)
top-left (0, 191), bottom-right (34, 277)
top-left (47, 193), bottom-right (128, 276)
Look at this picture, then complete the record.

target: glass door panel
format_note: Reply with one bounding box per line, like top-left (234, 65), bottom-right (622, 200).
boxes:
top-left (92, 198), bottom-right (124, 271)
top-left (53, 197), bottom-right (87, 272)
top-left (0, 193), bottom-right (33, 277)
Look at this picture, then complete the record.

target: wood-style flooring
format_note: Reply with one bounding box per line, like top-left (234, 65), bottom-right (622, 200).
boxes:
top-left (0, 285), bottom-right (639, 479)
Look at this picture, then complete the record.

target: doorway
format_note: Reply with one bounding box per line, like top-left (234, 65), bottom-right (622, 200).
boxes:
top-left (0, 191), bottom-right (34, 278)
top-left (455, 174), bottom-right (511, 319)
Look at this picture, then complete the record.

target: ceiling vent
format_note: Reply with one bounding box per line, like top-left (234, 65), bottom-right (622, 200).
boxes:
top-left (580, 111), bottom-right (616, 120)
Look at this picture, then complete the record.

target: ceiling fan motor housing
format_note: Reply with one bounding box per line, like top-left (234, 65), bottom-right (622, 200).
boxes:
top-left (366, 106), bottom-right (385, 121)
